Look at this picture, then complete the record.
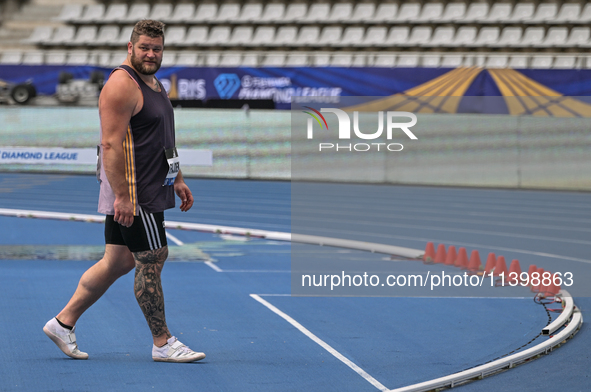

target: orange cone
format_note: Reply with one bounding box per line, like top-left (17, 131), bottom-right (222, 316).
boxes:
top-left (508, 259), bottom-right (522, 284)
top-left (445, 245), bottom-right (457, 266)
top-left (423, 242), bottom-right (435, 263)
top-left (468, 250), bottom-right (482, 272)
top-left (484, 253), bottom-right (496, 275)
top-left (495, 256), bottom-right (508, 277)
top-left (455, 247), bottom-right (468, 269)
top-left (434, 244), bottom-right (446, 264)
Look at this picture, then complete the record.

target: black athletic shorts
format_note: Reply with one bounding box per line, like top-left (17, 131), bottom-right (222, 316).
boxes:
top-left (104, 208), bottom-right (167, 253)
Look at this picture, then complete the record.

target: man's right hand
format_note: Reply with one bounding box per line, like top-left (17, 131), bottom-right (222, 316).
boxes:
top-left (113, 197), bottom-right (134, 227)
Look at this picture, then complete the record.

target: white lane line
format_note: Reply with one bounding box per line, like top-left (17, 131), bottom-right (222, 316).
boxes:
top-left (204, 261), bottom-right (223, 272)
top-left (165, 231), bottom-right (184, 246)
top-left (250, 294), bottom-right (389, 392)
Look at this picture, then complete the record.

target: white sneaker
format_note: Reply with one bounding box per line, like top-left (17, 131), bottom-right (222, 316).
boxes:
top-left (43, 318), bottom-right (88, 360)
top-left (152, 336), bottom-right (205, 363)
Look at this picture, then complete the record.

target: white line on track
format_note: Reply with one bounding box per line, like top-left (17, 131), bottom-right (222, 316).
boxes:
top-left (250, 294), bottom-right (389, 392)
top-left (204, 261), bottom-right (223, 272)
top-left (165, 232), bottom-right (184, 246)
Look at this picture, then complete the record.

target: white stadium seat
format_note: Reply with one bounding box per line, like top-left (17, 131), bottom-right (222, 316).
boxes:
top-left (330, 53), bottom-right (353, 67)
top-left (395, 3), bottom-right (421, 22)
top-left (54, 4), bottom-right (83, 22)
top-left (206, 27), bottom-right (231, 45)
top-left (167, 4), bottom-right (196, 23)
top-left (296, 27), bottom-right (320, 46)
top-left (408, 27), bottom-right (432, 46)
top-left (508, 3), bottom-right (535, 22)
top-left (241, 53), bottom-right (259, 67)
top-left (219, 52), bottom-right (242, 67)
top-left (23, 26), bottom-right (53, 44)
top-left (374, 54), bottom-right (396, 67)
top-left (69, 26), bottom-right (97, 46)
top-left (527, 3), bottom-right (558, 23)
top-left (396, 54), bottom-right (420, 67)
top-left (514, 27), bottom-right (545, 47)
top-left (101, 4), bottom-right (127, 23)
top-left (483, 3), bottom-right (512, 23)
top-left (508, 55), bottom-right (528, 68)
top-left (273, 27), bottom-right (298, 46)
top-left (22, 51), bottom-right (44, 65)
top-left (349, 3), bottom-right (375, 23)
top-left (422, 54), bottom-right (441, 67)
top-left (560, 27), bottom-right (590, 47)
top-left (46, 26), bottom-right (75, 45)
top-left (312, 53), bottom-right (331, 67)
top-left (451, 26), bottom-right (477, 46)
top-left (226, 27), bottom-right (254, 46)
top-left (111, 26), bottom-right (134, 47)
top-left (416, 3), bottom-right (443, 23)
top-left (555, 3), bottom-right (581, 23)
top-left (282, 4), bottom-right (307, 23)
top-left (427, 27), bottom-right (455, 47)
top-left (215, 3), bottom-right (241, 23)
top-left (460, 3), bottom-right (489, 23)
top-left (553, 56), bottom-right (577, 69)
top-left (124, 4), bottom-right (150, 23)
top-left (204, 52), bottom-right (221, 67)
top-left (237, 3), bottom-right (263, 23)
top-left (302, 3), bottom-right (331, 23)
top-left (262, 52), bottom-right (286, 67)
top-left (317, 27), bottom-right (342, 46)
top-left (531, 55), bottom-right (553, 68)
top-left (440, 3), bottom-right (466, 22)
top-left (175, 52), bottom-right (200, 67)
top-left (577, 4), bottom-right (591, 24)
top-left (165, 27), bottom-right (187, 46)
top-left (469, 27), bottom-right (500, 47)
top-left (285, 53), bottom-right (308, 66)
top-left (0, 51), bottom-right (22, 65)
top-left (340, 27), bottom-right (365, 46)
top-left (183, 27), bottom-right (208, 47)
top-left (538, 27), bottom-right (568, 47)
top-left (383, 26), bottom-right (410, 46)
top-left (260, 4), bottom-right (285, 23)
top-left (441, 54), bottom-right (463, 67)
top-left (78, 4), bottom-right (105, 23)
top-left (66, 51), bottom-right (89, 65)
top-left (373, 4), bottom-right (398, 23)
top-left (45, 50), bottom-right (67, 65)
top-left (149, 4), bottom-right (173, 21)
top-left (327, 3), bottom-right (353, 23)
top-left (190, 4), bottom-right (217, 23)
top-left (362, 27), bottom-right (387, 46)
top-left (491, 27), bottom-right (522, 48)
top-left (251, 27), bottom-right (276, 46)
top-left (485, 54), bottom-right (509, 68)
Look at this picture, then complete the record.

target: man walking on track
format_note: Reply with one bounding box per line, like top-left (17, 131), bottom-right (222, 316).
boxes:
top-left (43, 20), bottom-right (205, 363)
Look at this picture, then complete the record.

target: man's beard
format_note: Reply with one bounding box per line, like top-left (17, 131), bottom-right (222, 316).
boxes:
top-left (130, 50), bottom-right (161, 75)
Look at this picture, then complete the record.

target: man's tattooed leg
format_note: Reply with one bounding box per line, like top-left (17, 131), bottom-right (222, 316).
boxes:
top-left (134, 247), bottom-right (171, 339)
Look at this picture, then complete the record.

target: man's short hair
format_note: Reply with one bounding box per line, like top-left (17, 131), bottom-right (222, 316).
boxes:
top-left (130, 20), bottom-right (165, 44)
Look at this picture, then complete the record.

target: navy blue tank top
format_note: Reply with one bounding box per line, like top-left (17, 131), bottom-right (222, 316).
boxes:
top-left (98, 65), bottom-right (175, 215)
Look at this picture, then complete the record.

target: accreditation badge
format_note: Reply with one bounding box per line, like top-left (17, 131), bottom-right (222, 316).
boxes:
top-left (163, 147), bottom-right (180, 186)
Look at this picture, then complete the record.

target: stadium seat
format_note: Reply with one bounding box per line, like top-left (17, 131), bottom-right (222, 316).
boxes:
top-left (349, 3), bottom-right (375, 23)
top-left (440, 3), bottom-right (466, 22)
top-left (427, 26), bottom-right (455, 47)
top-left (339, 27), bottom-right (365, 47)
top-left (408, 27), bottom-right (432, 46)
top-left (46, 26), bottom-right (76, 46)
top-left (577, 3), bottom-right (591, 24)
top-left (374, 54), bottom-right (396, 67)
top-left (296, 26), bottom-right (320, 46)
top-left (312, 53), bottom-right (331, 66)
top-left (262, 52), bottom-right (286, 66)
top-left (395, 3), bottom-right (421, 22)
top-left (469, 27), bottom-right (500, 47)
top-left (302, 3), bottom-right (331, 23)
top-left (53, 4), bottom-right (84, 22)
top-left (397, 54), bottom-right (420, 67)
top-left (226, 27), bottom-right (254, 46)
top-left (362, 27), bottom-right (387, 46)
top-left (241, 53), bottom-right (259, 67)
top-left (318, 27), bottom-right (342, 46)
top-left (555, 3), bottom-right (581, 23)
top-left (560, 27), bottom-right (590, 47)
top-left (111, 26), bottom-right (134, 47)
top-left (215, 3), bottom-right (241, 23)
top-left (351, 53), bottom-right (367, 67)
top-left (483, 3), bottom-right (512, 23)
top-left (459, 3), bottom-right (489, 23)
top-left (78, 4), bottom-right (105, 23)
top-left (383, 27), bottom-right (410, 46)
top-left (66, 51), bottom-right (89, 65)
top-left (45, 50), bottom-right (67, 65)
top-left (441, 54), bottom-right (463, 67)
top-left (527, 3), bottom-right (558, 23)
top-left (251, 27), bottom-right (276, 46)
top-left (508, 3), bottom-right (535, 22)
top-left (538, 27), bottom-right (568, 47)
top-left (160, 51), bottom-right (177, 67)
top-left (183, 27), bottom-right (208, 47)
top-left (452, 26), bottom-right (477, 46)
top-left (207, 27), bottom-right (231, 45)
top-left (273, 27), bottom-right (298, 46)
top-left (175, 52), bottom-right (200, 66)
top-left (21, 51), bottom-right (44, 65)
top-left (531, 55), bottom-right (553, 68)
top-left (166, 4), bottom-right (196, 23)
top-left (100, 4), bottom-right (127, 23)
top-left (237, 3), bottom-right (263, 23)
top-left (92, 51), bottom-right (113, 67)
top-left (124, 4), bottom-right (150, 23)
top-left (204, 52), bottom-right (221, 67)
top-left (330, 53), bottom-right (353, 67)
top-left (327, 3), bottom-right (353, 23)
top-left (285, 52), bottom-right (308, 66)
top-left (282, 4), bottom-right (307, 23)
top-left (422, 54), bottom-right (441, 67)
top-left (190, 4), bottom-right (217, 23)
top-left (165, 26), bottom-right (187, 46)
top-left (110, 51), bottom-right (128, 67)
top-left (508, 55), bottom-right (528, 68)
top-left (416, 3), bottom-right (443, 23)
top-left (219, 52), bottom-right (242, 67)
top-left (0, 51), bottom-right (22, 65)
top-left (373, 3), bottom-right (398, 23)
top-left (485, 54), bottom-right (508, 68)
top-left (514, 27), bottom-right (545, 47)
top-left (553, 56), bottom-right (577, 69)
top-left (490, 27), bottom-right (523, 48)
top-left (23, 26), bottom-right (53, 44)
top-left (69, 26), bottom-right (97, 46)
top-left (260, 4), bottom-right (285, 23)
top-left (149, 4), bottom-right (173, 21)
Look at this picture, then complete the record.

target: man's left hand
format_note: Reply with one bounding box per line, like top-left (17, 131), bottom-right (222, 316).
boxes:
top-left (174, 182), bottom-right (194, 212)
